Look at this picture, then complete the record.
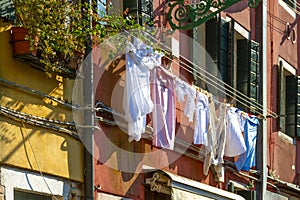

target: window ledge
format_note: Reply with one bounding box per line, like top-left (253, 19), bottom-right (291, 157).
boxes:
top-left (278, 131), bottom-right (294, 145)
top-left (278, 0), bottom-right (296, 18)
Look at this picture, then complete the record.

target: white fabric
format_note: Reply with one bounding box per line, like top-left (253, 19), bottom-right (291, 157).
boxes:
top-left (123, 40), bottom-right (163, 142)
top-left (174, 78), bottom-right (196, 122)
top-left (224, 107), bottom-right (247, 157)
top-left (203, 99), bottom-right (227, 182)
top-left (193, 92), bottom-right (209, 145)
top-left (151, 66), bottom-right (176, 150)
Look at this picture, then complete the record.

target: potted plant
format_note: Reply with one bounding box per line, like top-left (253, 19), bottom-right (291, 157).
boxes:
top-left (12, 0), bottom-right (140, 77)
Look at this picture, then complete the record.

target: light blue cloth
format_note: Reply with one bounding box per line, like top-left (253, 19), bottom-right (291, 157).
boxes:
top-left (235, 115), bottom-right (259, 171)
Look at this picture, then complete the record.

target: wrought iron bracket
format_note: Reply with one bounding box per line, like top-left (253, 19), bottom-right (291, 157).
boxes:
top-left (167, 0), bottom-right (261, 30)
top-left (145, 173), bottom-right (162, 192)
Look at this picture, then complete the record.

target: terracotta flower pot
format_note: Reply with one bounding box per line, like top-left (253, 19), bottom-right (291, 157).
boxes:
top-left (11, 27), bottom-right (37, 56)
top-left (11, 27), bottom-right (30, 56)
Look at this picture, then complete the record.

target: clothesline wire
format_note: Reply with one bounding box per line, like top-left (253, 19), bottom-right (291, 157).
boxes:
top-left (123, 29), bottom-right (277, 118)
top-left (134, 30), bottom-right (277, 118)
top-left (162, 57), bottom-right (267, 118)
top-left (164, 54), bottom-right (270, 118)
top-left (127, 29), bottom-right (274, 118)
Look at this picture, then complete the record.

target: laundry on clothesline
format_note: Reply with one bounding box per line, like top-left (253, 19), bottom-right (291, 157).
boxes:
top-left (122, 40), bottom-right (260, 176)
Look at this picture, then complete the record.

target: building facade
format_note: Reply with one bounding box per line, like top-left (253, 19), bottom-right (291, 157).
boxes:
top-left (0, 16), bottom-right (84, 200)
top-left (1, 0), bottom-right (300, 200)
top-left (94, 0), bottom-right (300, 199)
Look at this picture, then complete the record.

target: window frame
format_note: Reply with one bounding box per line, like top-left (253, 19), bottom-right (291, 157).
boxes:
top-left (14, 189), bottom-right (62, 200)
top-left (278, 57), bottom-right (297, 140)
top-left (278, 0), bottom-right (297, 18)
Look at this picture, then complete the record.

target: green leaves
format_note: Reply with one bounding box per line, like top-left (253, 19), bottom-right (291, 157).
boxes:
top-left (13, 0), bottom-right (141, 77)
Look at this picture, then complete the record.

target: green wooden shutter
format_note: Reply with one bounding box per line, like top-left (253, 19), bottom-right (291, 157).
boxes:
top-left (286, 75), bottom-right (296, 138)
top-left (237, 39), bottom-right (249, 111)
top-left (236, 40), bottom-right (260, 113)
top-left (0, 0), bottom-right (15, 22)
top-left (205, 17), bottom-right (218, 67)
top-left (278, 61), bottom-right (285, 131)
top-left (205, 17), bottom-right (229, 80)
top-left (228, 20), bottom-right (235, 87)
top-left (205, 16), bottom-right (219, 95)
top-left (249, 40), bottom-right (260, 114)
top-left (205, 16), bottom-right (229, 97)
top-left (219, 20), bottom-right (229, 84)
top-left (296, 76), bottom-right (300, 138)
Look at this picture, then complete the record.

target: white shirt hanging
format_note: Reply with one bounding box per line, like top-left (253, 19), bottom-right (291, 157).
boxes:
top-left (174, 78), bottom-right (196, 122)
top-left (224, 107), bottom-right (247, 157)
top-left (151, 66), bottom-right (176, 150)
top-left (193, 91), bottom-right (209, 145)
top-left (122, 39), bottom-right (163, 142)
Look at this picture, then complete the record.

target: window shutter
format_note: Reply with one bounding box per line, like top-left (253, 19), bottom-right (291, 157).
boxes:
top-left (296, 76), bottom-right (300, 138)
top-left (205, 17), bottom-right (219, 95)
top-left (286, 75), bottom-right (296, 138)
top-left (236, 40), bottom-right (260, 113)
top-left (278, 61), bottom-right (285, 131)
top-left (219, 20), bottom-right (229, 84)
top-left (205, 16), bottom-right (230, 97)
top-left (205, 17), bottom-right (218, 66)
top-left (0, 0), bottom-right (15, 22)
top-left (236, 39), bottom-right (249, 112)
top-left (249, 40), bottom-right (260, 114)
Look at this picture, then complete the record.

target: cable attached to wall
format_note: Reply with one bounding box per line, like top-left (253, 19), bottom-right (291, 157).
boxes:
top-left (0, 105), bottom-right (79, 139)
top-left (21, 122), bottom-right (60, 200)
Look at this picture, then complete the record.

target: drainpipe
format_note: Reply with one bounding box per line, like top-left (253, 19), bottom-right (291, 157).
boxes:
top-left (82, 0), bottom-right (95, 199)
top-left (257, 0), bottom-right (268, 199)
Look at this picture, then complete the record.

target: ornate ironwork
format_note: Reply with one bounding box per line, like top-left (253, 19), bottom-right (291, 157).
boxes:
top-left (167, 0), bottom-right (261, 30)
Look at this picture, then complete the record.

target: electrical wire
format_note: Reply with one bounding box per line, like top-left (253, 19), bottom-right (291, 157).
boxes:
top-left (21, 122), bottom-right (60, 200)
top-left (125, 29), bottom-right (278, 118)
top-left (0, 105), bottom-right (75, 126)
top-left (0, 77), bottom-right (74, 109)
top-left (0, 105), bottom-right (79, 139)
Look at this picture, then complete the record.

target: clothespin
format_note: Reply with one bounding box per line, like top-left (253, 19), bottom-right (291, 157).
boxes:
top-left (256, 114), bottom-right (266, 120)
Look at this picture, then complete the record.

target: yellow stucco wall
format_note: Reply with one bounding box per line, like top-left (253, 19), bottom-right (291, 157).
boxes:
top-left (0, 24), bottom-right (83, 182)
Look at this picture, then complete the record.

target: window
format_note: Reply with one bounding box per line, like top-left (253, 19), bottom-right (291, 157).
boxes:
top-left (283, 0), bottom-right (296, 10)
top-left (200, 16), bottom-right (260, 113)
top-left (279, 0), bottom-right (297, 17)
top-left (97, 0), bottom-right (107, 17)
top-left (14, 190), bottom-right (52, 200)
top-left (278, 59), bottom-right (300, 138)
top-left (123, 0), bottom-right (153, 25)
top-left (0, 0), bottom-right (15, 22)
top-left (144, 185), bottom-right (171, 200)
